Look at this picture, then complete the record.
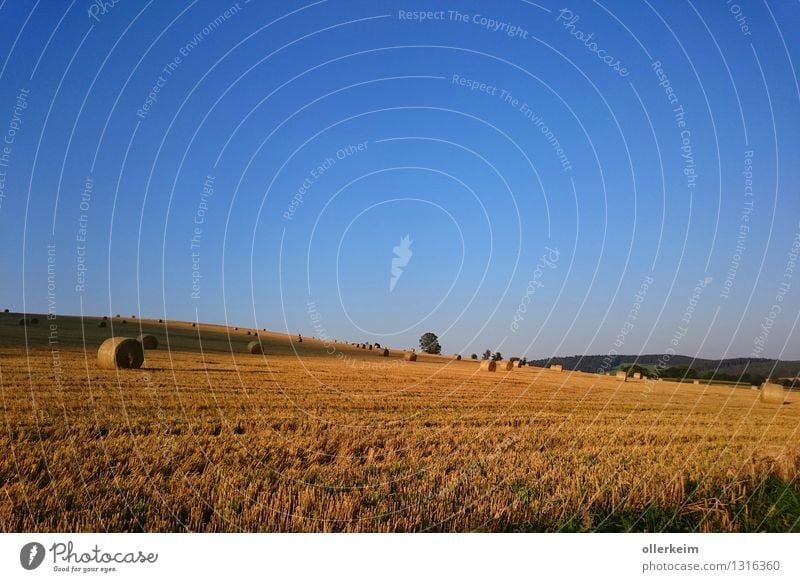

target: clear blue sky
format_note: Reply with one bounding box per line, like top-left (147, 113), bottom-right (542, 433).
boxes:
top-left (1, 0), bottom-right (798, 360)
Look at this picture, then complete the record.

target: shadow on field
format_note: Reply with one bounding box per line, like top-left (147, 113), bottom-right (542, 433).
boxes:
top-left (505, 475), bottom-right (800, 533)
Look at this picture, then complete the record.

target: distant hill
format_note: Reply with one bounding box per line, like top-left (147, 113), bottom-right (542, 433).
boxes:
top-left (527, 354), bottom-right (800, 381)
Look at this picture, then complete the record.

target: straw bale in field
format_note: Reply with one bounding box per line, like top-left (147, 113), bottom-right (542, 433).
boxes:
top-left (97, 337), bottom-right (144, 369)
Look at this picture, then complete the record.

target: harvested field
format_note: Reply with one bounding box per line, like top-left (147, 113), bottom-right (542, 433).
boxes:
top-left (0, 313), bottom-right (799, 532)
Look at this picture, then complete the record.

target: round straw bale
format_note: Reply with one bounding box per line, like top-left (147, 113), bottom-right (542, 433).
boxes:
top-left (246, 331), bottom-right (251, 335)
top-left (404, 352), bottom-right (417, 362)
top-left (480, 360), bottom-right (496, 372)
top-left (97, 320), bottom-right (107, 328)
top-left (137, 334), bottom-right (158, 350)
top-left (18, 318), bottom-right (27, 325)
top-left (247, 340), bottom-right (263, 355)
top-left (234, 327), bottom-right (238, 330)
top-left (29, 317), bottom-right (39, 324)
top-left (121, 319), bottom-right (127, 324)
top-left (455, 354), bottom-right (462, 360)
top-left (382, 348), bottom-right (389, 357)
top-left (97, 337), bottom-right (144, 369)
top-left (158, 319), bottom-right (163, 323)
top-left (502, 360), bottom-right (514, 371)
top-left (760, 382), bottom-right (786, 404)
top-left (368, 344), bottom-right (373, 350)
top-left (192, 322), bottom-right (196, 327)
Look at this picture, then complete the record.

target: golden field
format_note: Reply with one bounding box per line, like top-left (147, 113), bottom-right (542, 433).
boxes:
top-left (0, 311), bottom-right (798, 532)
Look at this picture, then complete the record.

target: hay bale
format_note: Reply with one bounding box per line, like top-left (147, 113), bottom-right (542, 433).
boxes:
top-left (382, 348), bottom-right (389, 357)
top-left (455, 354), bottom-right (461, 360)
top-left (404, 352), bottom-right (417, 362)
top-left (516, 360), bottom-right (524, 368)
top-left (247, 341), bottom-right (263, 355)
top-left (692, 379), bottom-right (699, 385)
top-left (121, 319), bottom-right (127, 324)
top-left (97, 337), bottom-right (144, 369)
top-left (616, 371), bottom-right (626, 380)
top-left (368, 344), bottom-right (373, 350)
top-left (550, 364), bottom-right (563, 372)
top-left (374, 342), bottom-right (381, 349)
top-left (480, 360), bottom-right (496, 372)
top-left (633, 372), bottom-right (641, 379)
top-left (29, 317), bottom-right (39, 324)
top-left (137, 334), bottom-right (158, 350)
top-left (247, 331), bottom-right (251, 335)
top-left (18, 318), bottom-right (27, 326)
top-left (760, 382), bottom-right (786, 404)
top-left (192, 322), bottom-right (196, 327)
top-left (502, 360), bottom-right (514, 371)
top-left (158, 319), bottom-right (163, 323)
top-left (97, 320), bottom-right (107, 328)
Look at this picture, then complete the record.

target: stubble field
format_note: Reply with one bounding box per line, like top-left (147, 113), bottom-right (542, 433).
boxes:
top-left (1, 312), bottom-right (798, 532)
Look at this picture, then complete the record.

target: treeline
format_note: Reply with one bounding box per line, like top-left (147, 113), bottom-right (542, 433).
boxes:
top-left (527, 354), bottom-right (800, 383)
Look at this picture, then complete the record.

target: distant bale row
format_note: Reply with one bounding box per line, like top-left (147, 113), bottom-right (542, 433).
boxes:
top-left (18, 317), bottom-right (39, 326)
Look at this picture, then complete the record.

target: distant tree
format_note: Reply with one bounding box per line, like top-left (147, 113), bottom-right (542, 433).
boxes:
top-left (493, 352), bottom-right (502, 361)
top-left (510, 357), bottom-right (520, 363)
top-left (419, 332), bottom-right (442, 354)
top-left (482, 349), bottom-right (492, 360)
top-left (521, 357), bottom-right (528, 366)
top-left (471, 354), bottom-right (478, 360)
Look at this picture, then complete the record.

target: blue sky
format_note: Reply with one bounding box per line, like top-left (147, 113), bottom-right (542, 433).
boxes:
top-left (0, 0), bottom-right (798, 360)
